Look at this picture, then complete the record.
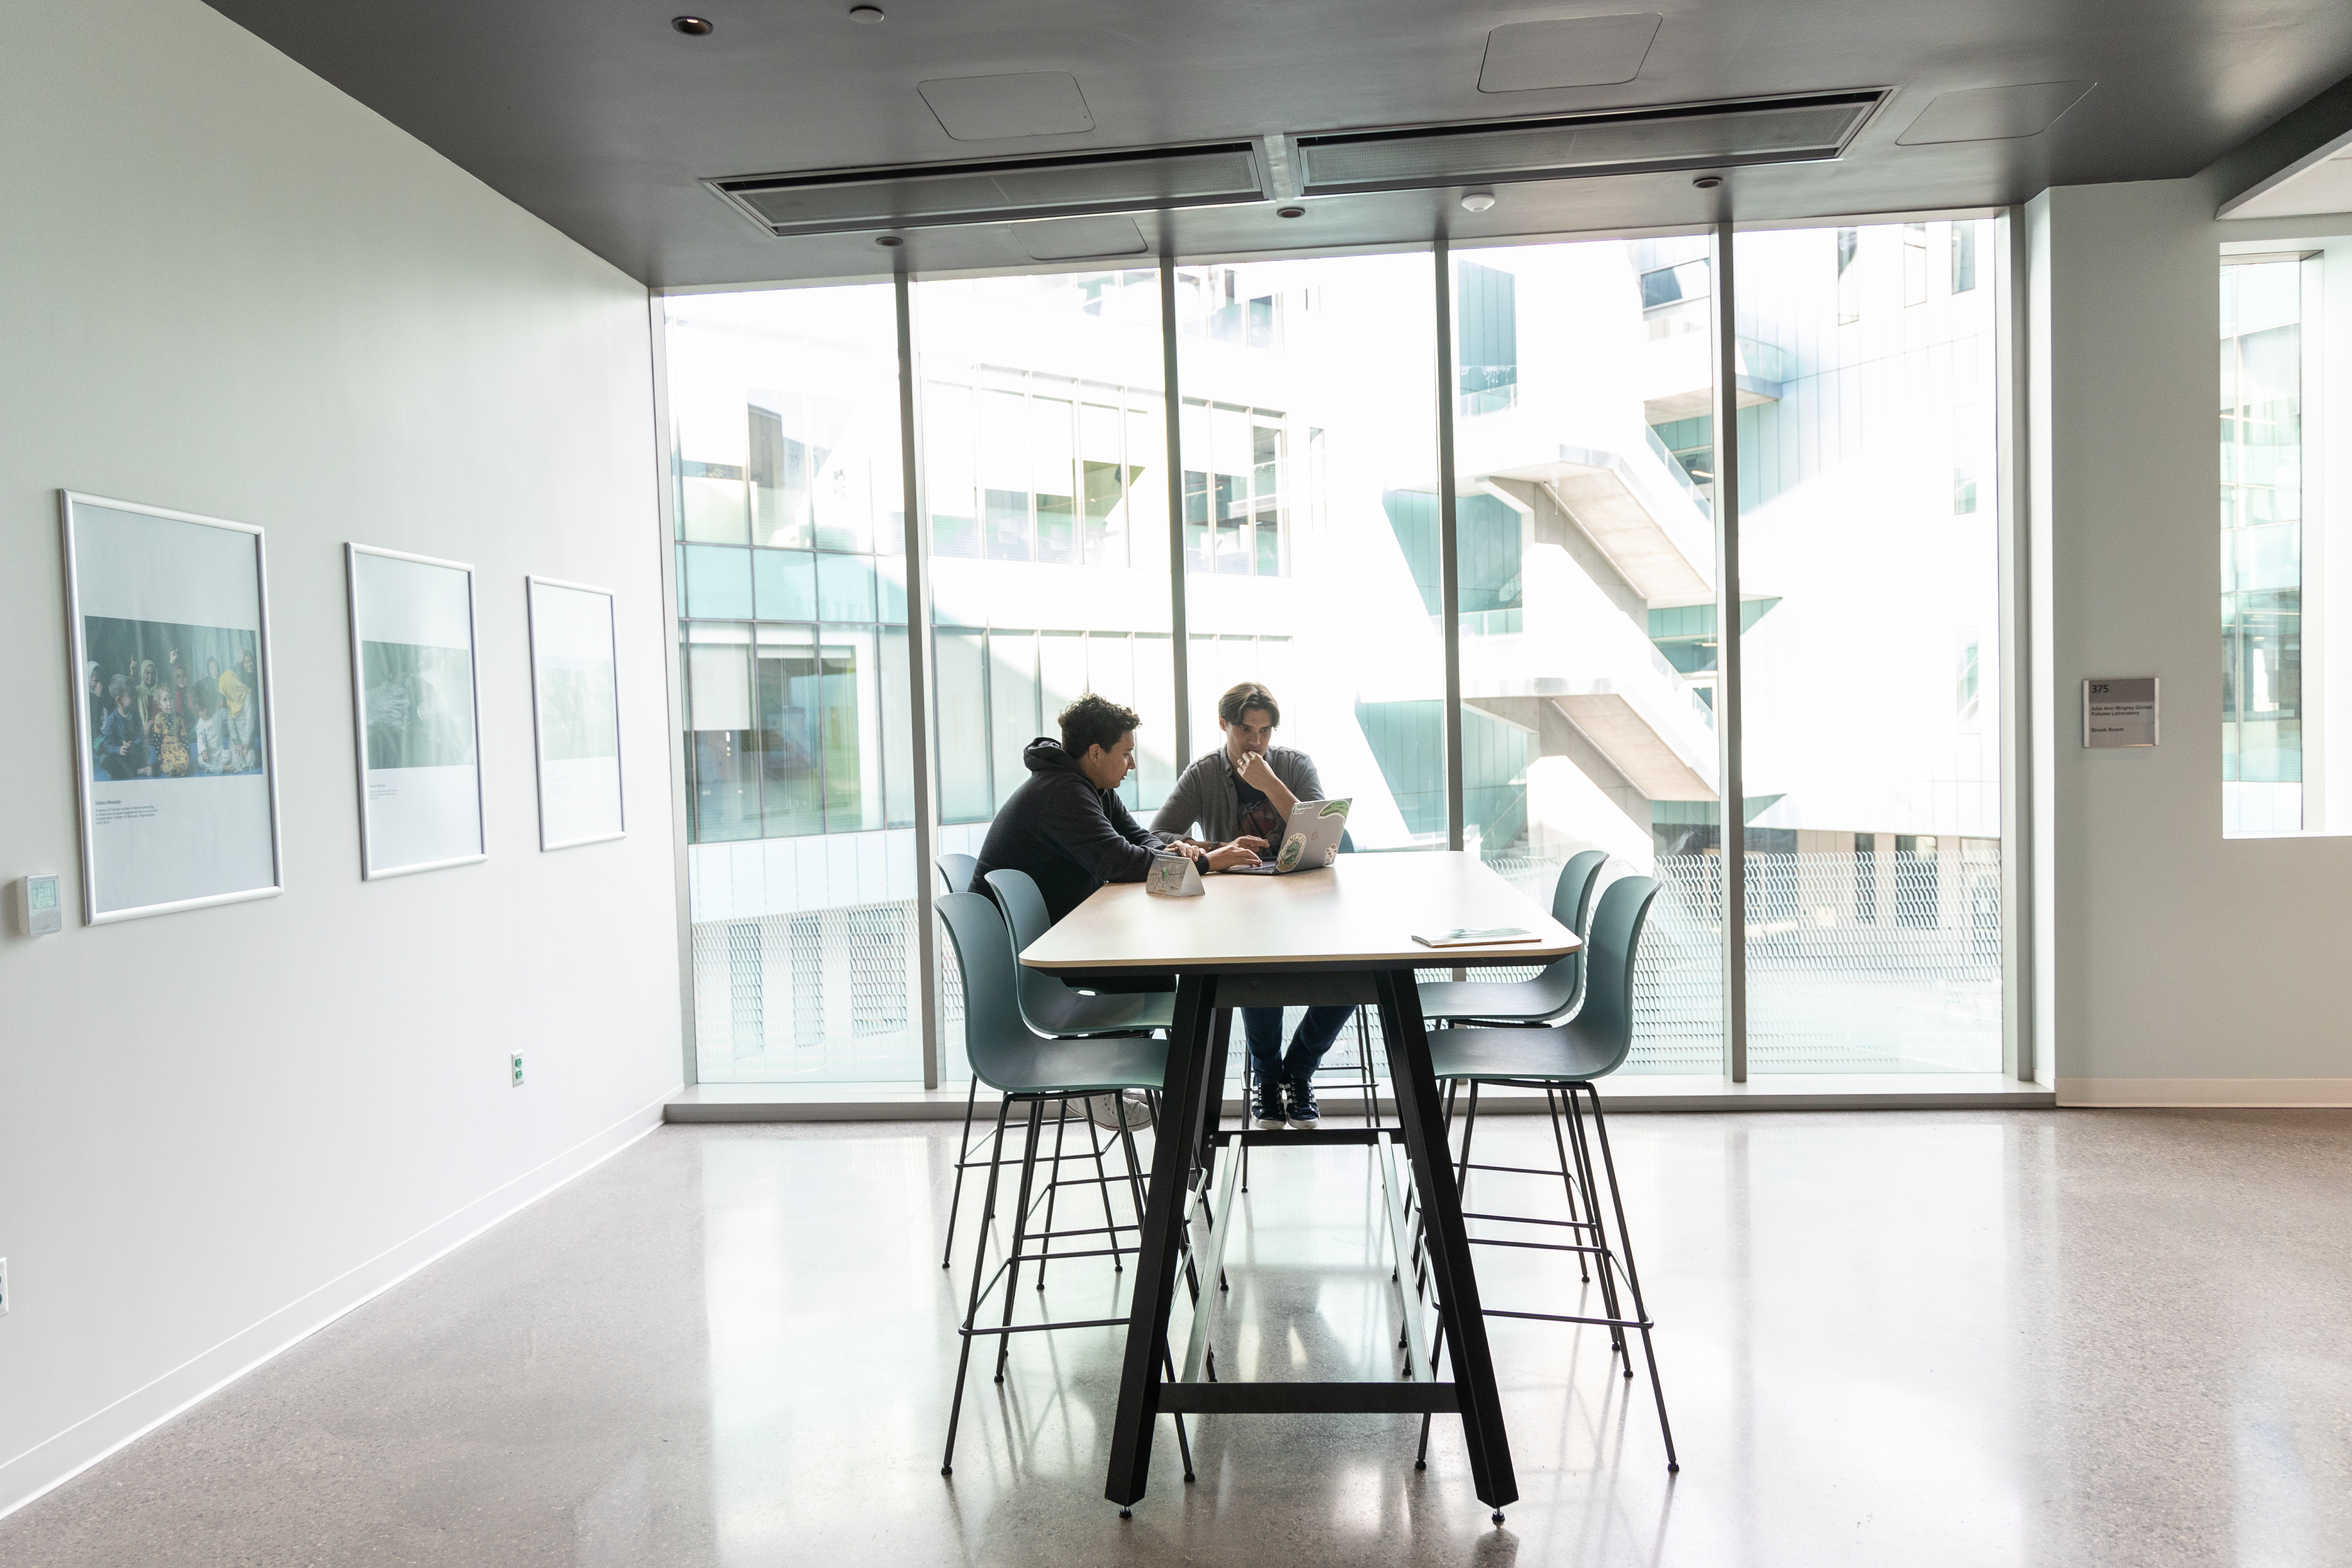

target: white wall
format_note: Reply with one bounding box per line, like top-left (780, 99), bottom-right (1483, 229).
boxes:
top-left (0, 0), bottom-right (679, 1516)
top-left (2036, 174), bottom-right (2352, 1103)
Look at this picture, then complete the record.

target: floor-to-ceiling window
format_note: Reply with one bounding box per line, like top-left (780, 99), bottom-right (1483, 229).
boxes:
top-left (1173, 253), bottom-right (1443, 850)
top-left (667, 285), bottom-right (920, 1084)
top-left (658, 215), bottom-right (2017, 1088)
top-left (1732, 219), bottom-right (2004, 1072)
top-left (911, 271), bottom-right (1178, 827)
top-left (1444, 237), bottom-right (1728, 1072)
top-left (2220, 255), bottom-right (2306, 835)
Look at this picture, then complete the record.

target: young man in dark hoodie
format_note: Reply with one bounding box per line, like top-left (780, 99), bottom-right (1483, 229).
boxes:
top-left (974, 692), bottom-right (1261, 926)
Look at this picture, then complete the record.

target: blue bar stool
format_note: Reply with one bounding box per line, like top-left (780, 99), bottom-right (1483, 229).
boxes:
top-left (1413, 874), bottom-right (1679, 1473)
top-left (934, 890), bottom-right (1194, 1481)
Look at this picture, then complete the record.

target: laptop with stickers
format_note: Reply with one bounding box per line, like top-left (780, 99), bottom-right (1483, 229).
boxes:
top-left (1221, 797), bottom-right (1352, 875)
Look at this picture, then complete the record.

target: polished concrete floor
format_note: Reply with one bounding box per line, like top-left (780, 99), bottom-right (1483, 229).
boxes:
top-left (9, 1107), bottom-right (2352, 1566)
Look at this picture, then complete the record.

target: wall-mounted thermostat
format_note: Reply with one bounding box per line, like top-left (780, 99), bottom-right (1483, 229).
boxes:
top-left (14, 874), bottom-right (63, 936)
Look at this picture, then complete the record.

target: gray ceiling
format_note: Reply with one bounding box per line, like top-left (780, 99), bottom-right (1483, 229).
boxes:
top-left (205, 0), bottom-right (2352, 288)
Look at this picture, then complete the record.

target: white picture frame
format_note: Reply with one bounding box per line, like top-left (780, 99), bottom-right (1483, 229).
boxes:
top-left (346, 544), bottom-right (488, 879)
top-left (525, 576), bottom-right (625, 850)
top-left (61, 490), bottom-right (285, 923)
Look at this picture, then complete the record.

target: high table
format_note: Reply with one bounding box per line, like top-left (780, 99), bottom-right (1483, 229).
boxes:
top-left (1019, 850), bottom-right (1580, 1518)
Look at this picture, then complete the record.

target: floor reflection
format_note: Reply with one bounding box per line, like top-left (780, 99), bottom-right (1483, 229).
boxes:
top-left (10, 1110), bottom-right (2352, 1568)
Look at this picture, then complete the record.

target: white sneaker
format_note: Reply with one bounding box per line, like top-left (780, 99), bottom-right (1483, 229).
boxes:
top-left (1089, 1090), bottom-right (1152, 1130)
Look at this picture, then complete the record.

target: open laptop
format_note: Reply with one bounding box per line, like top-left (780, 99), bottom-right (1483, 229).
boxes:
top-left (1222, 797), bottom-right (1352, 875)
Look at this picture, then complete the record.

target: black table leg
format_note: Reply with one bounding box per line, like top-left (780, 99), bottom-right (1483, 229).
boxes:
top-left (1377, 968), bottom-right (1519, 1513)
top-left (1105, 972), bottom-right (1216, 1510)
top-left (1196, 1007), bottom-right (1233, 1191)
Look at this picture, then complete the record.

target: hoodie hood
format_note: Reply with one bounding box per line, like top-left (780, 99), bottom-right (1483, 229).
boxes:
top-left (1023, 736), bottom-right (1086, 777)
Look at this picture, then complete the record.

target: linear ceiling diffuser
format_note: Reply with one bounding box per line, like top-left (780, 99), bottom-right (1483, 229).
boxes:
top-left (1294, 92), bottom-right (1886, 196)
top-left (708, 142), bottom-right (1269, 237)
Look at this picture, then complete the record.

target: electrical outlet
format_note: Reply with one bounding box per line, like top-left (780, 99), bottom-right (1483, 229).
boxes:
top-left (510, 1054), bottom-right (524, 1088)
top-left (1, 1257), bottom-right (10, 1317)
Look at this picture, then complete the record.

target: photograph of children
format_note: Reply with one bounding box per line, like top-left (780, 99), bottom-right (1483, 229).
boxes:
top-left (84, 616), bottom-right (263, 782)
top-left (361, 641), bottom-right (477, 769)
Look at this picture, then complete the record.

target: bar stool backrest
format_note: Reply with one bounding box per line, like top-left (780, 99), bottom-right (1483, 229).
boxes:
top-left (1482, 848), bottom-right (1608, 1020)
top-left (937, 891), bottom-right (1042, 1092)
top-left (982, 868), bottom-right (1087, 1034)
top-left (1544, 847), bottom-right (1610, 994)
top-left (937, 853), bottom-right (978, 895)
top-left (1562, 873), bottom-right (1662, 1077)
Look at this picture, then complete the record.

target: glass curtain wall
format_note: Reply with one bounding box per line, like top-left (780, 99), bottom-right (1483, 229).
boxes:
top-left (1173, 253), bottom-right (1443, 851)
top-left (1731, 220), bottom-right (2004, 1072)
top-left (912, 270), bottom-right (1178, 838)
top-left (2220, 257), bottom-right (2306, 835)
top-left (1171, 252), bottom-right (1443, 1091)
top-left (1445, 238), bottom-right (1727, 1072)
top-left (666, 286), bottom-right (921, 1084)
top-left (659, 218), bottom-right (2016, 1086)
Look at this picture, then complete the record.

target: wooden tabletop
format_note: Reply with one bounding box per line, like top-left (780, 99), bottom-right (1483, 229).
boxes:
top-left (1019, 850), bottom-right (1579, 972)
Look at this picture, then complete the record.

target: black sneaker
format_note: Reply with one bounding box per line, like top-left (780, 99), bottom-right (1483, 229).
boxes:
top-left (1251, 1076), bottom-right (1287, 1130)
top-left (1285, 1079), bottom-right (1321, 1128)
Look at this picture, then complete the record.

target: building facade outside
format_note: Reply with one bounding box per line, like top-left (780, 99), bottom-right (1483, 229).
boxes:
top-left (664, 219), bottom-right (2006, 1084)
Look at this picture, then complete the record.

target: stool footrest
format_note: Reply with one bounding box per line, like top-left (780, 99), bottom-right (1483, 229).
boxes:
top-left (1158, 1381), bottom-right (1460, 1415)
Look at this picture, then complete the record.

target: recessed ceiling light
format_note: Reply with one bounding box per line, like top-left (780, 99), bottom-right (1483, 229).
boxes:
top-left (875, 235), bottom-right (904, 247)
top-left (1460, 191), bottom-right (1496, 212)
top-left (1692, 175), bottom-right (1722, 189)
top-left (1277, 205), bottom-right (1305, 219)
top-left (849, 5), bottom-right (885, 21)
top-left (672, 15), bottom-right (714, 35)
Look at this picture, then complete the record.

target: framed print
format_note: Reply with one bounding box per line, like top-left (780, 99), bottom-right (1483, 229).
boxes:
top-left (346, 544), bottom-right (487, 878)
top-left (61, 490), bottom-right (283, 923)
top-left (525, 576), bottom-right (625, 849)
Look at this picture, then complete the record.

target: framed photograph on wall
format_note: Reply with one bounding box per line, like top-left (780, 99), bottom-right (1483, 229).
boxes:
top-left (61, 490), bottom-right (283, 923)
top-left (526, 576), bottom-right (624, 849)
top-left (346, 544), bottom-right (486, 878)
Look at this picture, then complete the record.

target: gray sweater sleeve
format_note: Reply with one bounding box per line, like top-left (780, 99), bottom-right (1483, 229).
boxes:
top-left (1148, 757), bottom-right (1215, 837)
top-left (1275, 748), bottom-right (1324, 806)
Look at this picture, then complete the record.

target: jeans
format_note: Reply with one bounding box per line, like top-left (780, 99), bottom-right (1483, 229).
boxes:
top-left (1243, 1005), bottom-right (1356, 1089)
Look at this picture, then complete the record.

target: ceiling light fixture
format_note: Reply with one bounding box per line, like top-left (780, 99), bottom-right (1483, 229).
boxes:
top-left (1461, 191), bottom-right (1496, 212)
top-left (1294, 91), bottom-right (1886, 198)
top-left (1277, 204), bottom-right (1305, 218)
top-left (707, 141), bottom-right (1272, 238)
top-left (875, 235), bottom-right (904, 247)
top-left (1692, 175), bottom-right (1722, 189)
top-left (672, 15), bottom-right (714, 35)
top-left (849, 5), bottom-right (885, 21)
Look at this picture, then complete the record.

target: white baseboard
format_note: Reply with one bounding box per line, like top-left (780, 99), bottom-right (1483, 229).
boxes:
top-left (2057, 1078), bottom-right (2352, 1108)
top-left (0, 1086), bottom-right (677, 1523)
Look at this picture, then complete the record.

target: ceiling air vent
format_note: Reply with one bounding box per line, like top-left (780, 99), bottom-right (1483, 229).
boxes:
top-left (707, 142), bottom-right (1270, 238)
top-left (1294, 91), bottom-right (1886, 197)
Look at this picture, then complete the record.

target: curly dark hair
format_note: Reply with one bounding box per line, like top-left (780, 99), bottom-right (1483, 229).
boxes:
top-left (1058, 692), bottom-right (1141, 759)
top-left (1216, 681), bottom-right (1280, 728)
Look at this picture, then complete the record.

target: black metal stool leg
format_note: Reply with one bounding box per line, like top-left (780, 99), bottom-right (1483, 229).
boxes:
top-left (942, 1073), bottom-right (983, 1269)
top-left (1544, 1087), bottom-right (1592, 1283)
top-left (1561, 1083), bottom-right (1630, 1368)
top-left (1036, 1096), bottom-right (1072, 1287)
top-left (1579, 1081), bottom-right (1678, 1470)
top-left (943, 1096), bottom-right (1016, 1475)
top-left (1084, 1099), bottom-right (1126, 1273)
top-left (992, 1101), bottom-right (1047, 1383)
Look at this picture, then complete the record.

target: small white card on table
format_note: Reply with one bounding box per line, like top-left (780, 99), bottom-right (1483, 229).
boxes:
top-left (1146, 852), bottom-right (1204, 897)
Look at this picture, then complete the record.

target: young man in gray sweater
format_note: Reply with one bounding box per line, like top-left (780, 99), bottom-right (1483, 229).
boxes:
top-left (1151, 682), bottom-right (1355, 1131)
